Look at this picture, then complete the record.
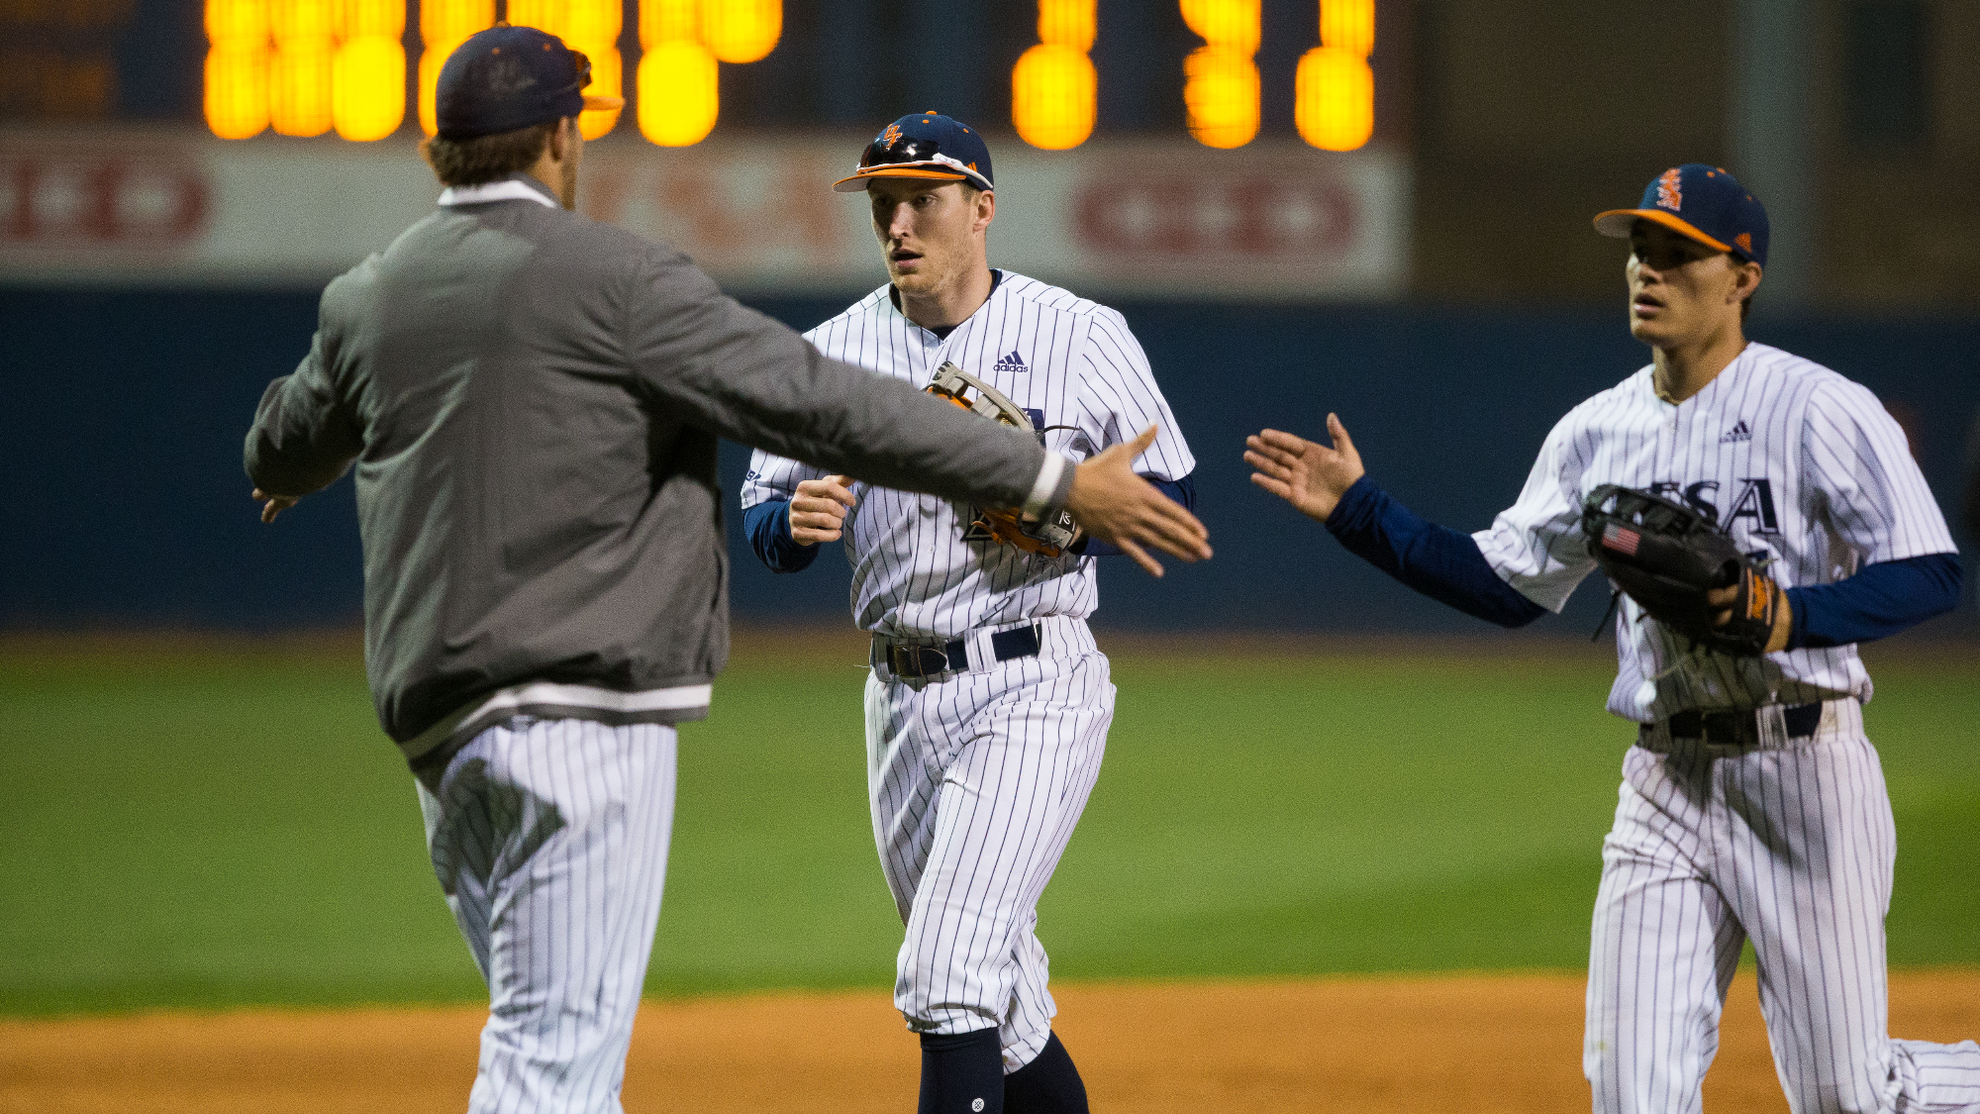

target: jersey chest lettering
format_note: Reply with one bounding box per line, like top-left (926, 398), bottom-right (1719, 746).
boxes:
top-left (1646, 477), bottom-right (1781, 534)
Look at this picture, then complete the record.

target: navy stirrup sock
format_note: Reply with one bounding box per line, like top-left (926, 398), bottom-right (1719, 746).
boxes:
top-left (1003, 1032), bottom-right (1088, 1114)
top-left (919, 1028), bottom-right (1004, 1114)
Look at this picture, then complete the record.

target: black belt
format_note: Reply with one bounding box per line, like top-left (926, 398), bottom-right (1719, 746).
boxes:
top-left (875, 624), bottom-right (1042, 679)
top-left (1657, 702), bottom-right (1825, 747)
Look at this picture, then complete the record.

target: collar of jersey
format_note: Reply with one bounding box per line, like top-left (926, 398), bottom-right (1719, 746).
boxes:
top-left (437, 175), bottom-right (559, 209)
top-left (888, 268), bottom-right (1004, 337)
top-left (1648, 340), bottom-right (1756, 408)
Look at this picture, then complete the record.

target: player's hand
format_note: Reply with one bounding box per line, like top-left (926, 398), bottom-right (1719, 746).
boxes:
top-left (1065, 425), bottom-right (1211, 578)
top-left (253, 488), bottom-right (299, 524)
top-left (1706, 582), bottom-right (1793, 653)
top-left (1244, 414), bottom-right (1366, 523)
top-left (790, 475), bottom-right (856, 545)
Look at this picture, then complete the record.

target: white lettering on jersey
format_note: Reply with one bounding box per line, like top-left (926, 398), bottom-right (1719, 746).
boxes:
top-left (1473, 342), bottom-right (1957, 720)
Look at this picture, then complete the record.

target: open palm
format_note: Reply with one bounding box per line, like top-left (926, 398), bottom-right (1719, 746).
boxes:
top-left (1243, 413), bottom-right (1367, 523)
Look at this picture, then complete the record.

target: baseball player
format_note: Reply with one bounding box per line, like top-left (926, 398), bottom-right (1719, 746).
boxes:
top-left (739, 112), bottom-right (1197, 1114)
top-left (242, 37), bottom-right (1209, 1114)
top-left (1245, 164), bottom-right (1976, 1114)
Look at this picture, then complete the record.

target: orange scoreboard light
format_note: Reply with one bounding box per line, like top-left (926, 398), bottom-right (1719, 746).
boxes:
top-left (1022, 0), bottom-right (1374, 152)
top-left (1012, 0), bottom-right (1098, 151)
top-left (205, 0), bottom-right (778, 142)
top-left (206, 0), bottom-right (407, 140)
top-left (205, 1), bottom-right (1374, 152)
top-left (1174, 0), bottom-right (1375, 152)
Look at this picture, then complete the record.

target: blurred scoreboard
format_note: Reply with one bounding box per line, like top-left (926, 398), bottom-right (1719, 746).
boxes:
top-left (196, 0), bottom-right (1376, 150)
top-left (2, 1), bottom-right (1406, 297)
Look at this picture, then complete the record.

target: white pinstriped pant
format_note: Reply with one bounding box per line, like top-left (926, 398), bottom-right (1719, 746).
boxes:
top-left (865, 616), bottom-right (1113, 1073)
top-left (417, 718), bottom-right (677, 1114)
top-left (1586, 706), bottom-right (1980, 1114)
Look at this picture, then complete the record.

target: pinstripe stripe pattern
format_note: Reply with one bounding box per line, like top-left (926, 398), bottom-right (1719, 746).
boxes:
top-left (740, 272), bottom-right (1195, 639)
top-left (1473, 342), bottom-right (1957, 722)
top-left (741, 273), bottom-right (1187, 1078)
top-left (865, 616), bottom-right (1113, 1072)
top-left (1587, 720), bottom-right (1980, 1114)
top-left (417, 717), bottom-right (678, 1114)
top-left (1479, 342), bottom-right (1978, 1112)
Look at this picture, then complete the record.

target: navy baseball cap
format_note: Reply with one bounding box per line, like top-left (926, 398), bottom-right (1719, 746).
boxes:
top-left (1594, 164), bottom-right (1769, 266)
top-left (833, 112), bottom-right (994, 193)
top-left (435, 24), bottom-right (624, 141)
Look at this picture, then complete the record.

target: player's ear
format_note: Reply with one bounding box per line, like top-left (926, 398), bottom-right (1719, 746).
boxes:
top-left (974, 188), bottom-right (995, 232)
top-left (1733, 259), bottom-right (1762, 304)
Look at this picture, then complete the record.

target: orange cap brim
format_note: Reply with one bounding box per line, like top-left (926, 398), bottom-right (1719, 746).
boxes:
top-left (831, 166), bottom-right (976, 193)
top-left (583, 95), bottom-right (625, 112)
top-left (1592, 208), bottom-right (1734, 253)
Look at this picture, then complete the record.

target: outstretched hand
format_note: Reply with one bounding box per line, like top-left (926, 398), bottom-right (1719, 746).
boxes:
top-left (1244, 414), bottom-right (1366, 523)
top-left (253, 488), bottom-right (299, 524)
top-left (1065, 425), bottom-right (1211, 577)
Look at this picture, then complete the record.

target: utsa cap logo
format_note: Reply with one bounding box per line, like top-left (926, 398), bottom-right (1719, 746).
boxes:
top-left (1593, 163), bottom-right (1770, 266)
top-left (835, 111), bottom-right (996, 194)
top-left (1655, 168), bottom-right (1683, 211)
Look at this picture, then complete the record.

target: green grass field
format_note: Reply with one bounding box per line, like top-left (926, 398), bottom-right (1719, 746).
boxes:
top-left (3, 633), bottom-right (1976, 1017)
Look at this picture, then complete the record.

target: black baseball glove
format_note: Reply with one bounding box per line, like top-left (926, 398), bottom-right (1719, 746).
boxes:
top-left (1580, 484), bottom-right (1783, 656)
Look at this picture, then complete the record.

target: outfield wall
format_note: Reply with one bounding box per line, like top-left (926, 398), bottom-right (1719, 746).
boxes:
top-left (3, 289), bottom-right (1976, 635)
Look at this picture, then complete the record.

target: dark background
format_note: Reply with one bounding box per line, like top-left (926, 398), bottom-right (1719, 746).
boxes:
top-left (5, 288), bottom-right (1974, 633)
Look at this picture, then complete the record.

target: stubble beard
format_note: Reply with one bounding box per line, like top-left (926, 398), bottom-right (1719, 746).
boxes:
top-left (891, 247), bottom-right (959, 301)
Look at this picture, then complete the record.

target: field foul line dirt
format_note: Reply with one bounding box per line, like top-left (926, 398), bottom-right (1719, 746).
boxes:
top-left (6, 970), bottom-right (1979, 1114)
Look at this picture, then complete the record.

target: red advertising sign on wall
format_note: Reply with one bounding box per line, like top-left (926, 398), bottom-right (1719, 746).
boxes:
top-left (0, 130), bottom-right (1407, 299)
top-left (2, 143), bottom-right (209, 252)
top-left (1043, 142), bottom-right (1404, 297)
top-left (1075, 176), bottom-right (1356, 256)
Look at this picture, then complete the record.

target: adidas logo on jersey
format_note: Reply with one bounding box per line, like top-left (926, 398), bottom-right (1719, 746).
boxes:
top-left (990, 350), bottom-right (1027, 374)
top-left (1722, 420), bottom-right (1752, 443)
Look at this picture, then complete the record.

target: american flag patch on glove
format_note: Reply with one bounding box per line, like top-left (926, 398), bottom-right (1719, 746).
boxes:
top-left (1603, 524), bottom-right (1642, 555)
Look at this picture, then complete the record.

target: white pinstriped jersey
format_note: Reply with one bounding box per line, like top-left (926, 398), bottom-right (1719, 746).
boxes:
top-left (740, 272), bottom-right (1195, 639)
top-left (1475, 342), bottom-right (1956, 722)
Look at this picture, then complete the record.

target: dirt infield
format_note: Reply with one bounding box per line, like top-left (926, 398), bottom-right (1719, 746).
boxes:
top-left (6, 971), bottom-right (1978, 1113)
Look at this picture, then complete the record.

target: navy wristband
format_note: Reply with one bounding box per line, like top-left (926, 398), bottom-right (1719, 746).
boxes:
top-left (743, 498), bottom-right (821, 574)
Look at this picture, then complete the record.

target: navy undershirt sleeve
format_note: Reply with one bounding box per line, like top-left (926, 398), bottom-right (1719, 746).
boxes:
top-left (1080, 473), bottom-right (1196, 557)
top-left (743, 498), bottom-right (821, 574)
top-left (1323, 476), bottom-right (1548, 628)
top-left (1784, 552), bottom-right (1962, 649)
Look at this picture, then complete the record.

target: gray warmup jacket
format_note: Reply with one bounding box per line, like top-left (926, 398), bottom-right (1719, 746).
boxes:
top-left (245, 174), bottom-right (1064, 764)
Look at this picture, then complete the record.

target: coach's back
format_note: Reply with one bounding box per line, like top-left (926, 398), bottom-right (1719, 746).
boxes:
top-left (249, 175), bottom-right (1055, 754)
top-left (251, 183), bottom-right (734, 748)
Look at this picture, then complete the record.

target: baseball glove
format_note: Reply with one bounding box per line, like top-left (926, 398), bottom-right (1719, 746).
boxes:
top-left (924, 361), bottom-right (1079, 557)
top-left (1580, 483), bottom-right (1782, 656)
